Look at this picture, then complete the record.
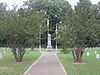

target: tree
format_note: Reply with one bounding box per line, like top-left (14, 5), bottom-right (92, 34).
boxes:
top-left (59, 0), bottom-right (98, 63)
top-left (25, 0), bottom-right (72, 47)
top-left (0, 2), bottom-right (8, 47)
top-left (2, 6), bottom-right (45, 62)
top-left (91, 2), bottom-right (100, 47)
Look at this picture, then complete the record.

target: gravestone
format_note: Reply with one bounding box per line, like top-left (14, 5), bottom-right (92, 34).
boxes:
top-left (0, 52), bottom-right (3, 60)
top-left (96, 54), bottom-right (99, 59)
top-left (7, 48), bottom-right (9, 50)
top-left (85, 48), bottom-right (87, 50)
top-left (87, 52), bottom-right (89, 56)
top-left (39, 45), bottom-right (41, 51)
top-left (95, 51), bottom-right (97, 54)
top-left (46, 34), bottom-right (52, 51)
top-left (85, 48), bottom-right (89, 50)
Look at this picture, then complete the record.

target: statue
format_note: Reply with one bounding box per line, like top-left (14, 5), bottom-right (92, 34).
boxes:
top-left (46, 34), bottom-right (52, 51)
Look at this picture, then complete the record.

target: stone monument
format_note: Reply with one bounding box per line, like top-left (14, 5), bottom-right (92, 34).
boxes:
top-left (46, 34), bottom-right (52, 51)
top-left (0, 52), bottom-right (3, 60)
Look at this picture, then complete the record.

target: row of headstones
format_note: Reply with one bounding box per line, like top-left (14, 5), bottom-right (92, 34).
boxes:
top-left (85, 47), bottom-right (100, 50)
top-left (0, 51), bottom-right (5, 60)
top-left (0, 47), bottom-right (33, 50)
top-left (85, 47), bottom-right (100, 59)
top-left (0, 47), bottom-right (33, 60)
top-left (0, 47), bottom-right (10, 50)
top-left (0, 47), bottom-right (11, 60)
top-left (86, 52), bottom-right (100, 59)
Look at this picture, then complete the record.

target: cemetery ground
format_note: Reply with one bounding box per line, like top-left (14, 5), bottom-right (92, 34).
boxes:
top-left (58, 48), bottom-right (100, 75)
top-left (0, 48), bottom-right (41, 75)
top-left (0, 48), bottom-right (100, 75)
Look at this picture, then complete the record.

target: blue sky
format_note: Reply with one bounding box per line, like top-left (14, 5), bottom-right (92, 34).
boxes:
top-left (0, 0), bottom-right (99, 8)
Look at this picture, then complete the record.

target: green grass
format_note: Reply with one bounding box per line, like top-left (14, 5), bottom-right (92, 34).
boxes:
top-left (58, 48), bottom-right (100, 75)
top-left (0, 48), bottom-right (41, 75)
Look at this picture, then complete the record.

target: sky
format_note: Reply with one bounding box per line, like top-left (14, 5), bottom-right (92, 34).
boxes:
top-left (0, 0), bottom-right (99, 8)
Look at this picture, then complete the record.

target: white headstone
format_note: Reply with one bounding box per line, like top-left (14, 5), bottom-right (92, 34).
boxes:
top-left (0, 53), bottom-right (3, 59)
top-left (96, 54), bottom-right (99, 59)
top-left (3, 51), bottom-right (5, 55)
top-left (87, 48), bottom-right (89, 50)
top-left (29, 48), bottom-right (31, 50)
top-left (90, 47), bottom-right (91, 50)
top-left (39, 45), bottom-right (41, 51)
top-left (95, 51), bottom-right (97, 54)
top-left (85, 48), bottom-right (88, 50)
top-left (87, 52), bottom-right (89, 56)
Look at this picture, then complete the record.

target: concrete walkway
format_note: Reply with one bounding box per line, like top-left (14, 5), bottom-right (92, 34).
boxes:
top-left (23, 52), bottom-right (68, 75)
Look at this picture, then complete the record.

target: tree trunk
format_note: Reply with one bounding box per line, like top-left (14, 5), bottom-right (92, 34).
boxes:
top-left (31, 45), bottom-right (34, 51)
top-left (11, 48), bottom-right (19, 62)
top-left (62, 48), bottom-right (67, 54)
top-left (12, 47), bottom-right (25, 62)
top-left (72, 48), bottom-right (83, 63)
top-left (64, 49), bottom-right (67, 54)
top-left (72, 50), bottom-right (77, 62)
top-left (18, 47), bottom-right (25, 62)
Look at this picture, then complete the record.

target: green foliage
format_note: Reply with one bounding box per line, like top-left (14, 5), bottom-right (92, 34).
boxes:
top-left (4, 8), bottom-right (44, 47)
top-left (59, 0), bottom-right (98, 49)
top-left (0, 3), bottom-right (45, 62)
top-left (91, 2), bottom-right (100, 45)
top-left (58, 0), bottom-right (99, 62)
top-left (25, 0), bottom-right (72, 47)
top-left (0, 3), bottom-right (8, 46)
top-left (61, 48), bottom-right (72, 54)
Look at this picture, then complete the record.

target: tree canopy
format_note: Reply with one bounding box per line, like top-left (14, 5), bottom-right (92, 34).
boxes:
top-left (25, 0), bottom-right (72, 47)
top-left (0, 3), bottom-right (45, 62)
top-left (58, 0), bottom-right (100, 62)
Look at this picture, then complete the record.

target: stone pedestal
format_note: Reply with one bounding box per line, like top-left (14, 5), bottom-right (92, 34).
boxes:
top-left (46, 34), bottom-right (52, 51)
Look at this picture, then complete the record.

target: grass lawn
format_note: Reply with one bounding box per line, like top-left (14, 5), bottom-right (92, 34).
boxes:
top-left (58, 48), bottom-right (100, 75)
top-left (0, 48), bottom-right (41, 75)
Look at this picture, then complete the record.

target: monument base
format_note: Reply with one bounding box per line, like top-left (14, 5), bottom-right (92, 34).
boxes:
top-left (46, 46), bottom-right (52, 51)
